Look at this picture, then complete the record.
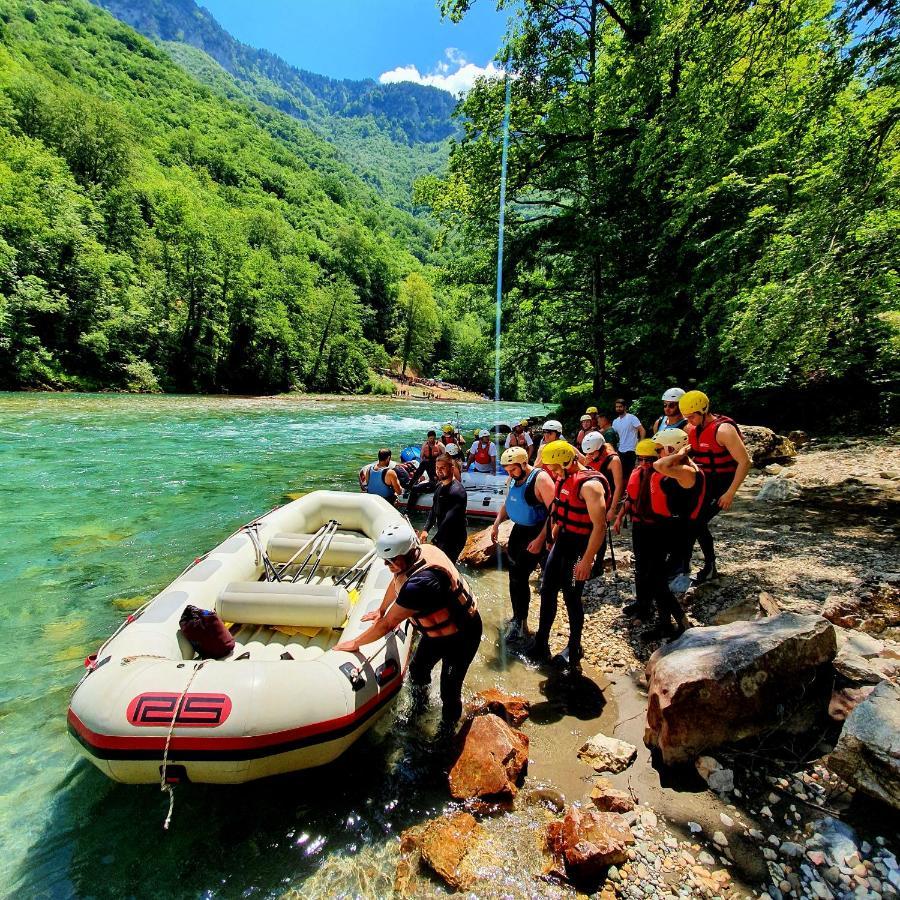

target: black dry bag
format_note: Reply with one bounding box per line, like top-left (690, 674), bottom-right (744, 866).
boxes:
top-left (179, 605), bottom-right (235, 659)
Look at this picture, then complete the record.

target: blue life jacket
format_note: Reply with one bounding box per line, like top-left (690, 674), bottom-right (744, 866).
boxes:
top-left (506, 468), bottom-right (547, 526)
top-left (368, 467), bottom-right (395, 500)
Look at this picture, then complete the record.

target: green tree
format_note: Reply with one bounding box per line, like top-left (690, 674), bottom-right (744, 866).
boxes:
top-left (392, 271), bottom-right (439, 376)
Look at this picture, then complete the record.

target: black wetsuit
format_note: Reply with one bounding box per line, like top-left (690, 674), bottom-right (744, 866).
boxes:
top-left (424, 479), bottom-right (468, 564)
top-left (398, 568), bottom-right (482, 725)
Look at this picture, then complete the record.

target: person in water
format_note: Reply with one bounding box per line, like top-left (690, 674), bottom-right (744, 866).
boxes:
top-left (491, 446), bottom-right (556, 642)
top-left (365, 448), bottom-right (403, 506)
top-left (419, 454), bottom-right (468, 564)
top-left (526, 440), bottom-right (607, 673)
top-left (334, 522), bottom-right (481, 731)
top-left (679, 390), bottom-right (750, 585)
top-left (467, 429), bottom-right (497, 473)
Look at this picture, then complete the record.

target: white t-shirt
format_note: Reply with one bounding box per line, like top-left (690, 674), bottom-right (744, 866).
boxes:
top-left (613, 413), bottom-right (643, 453)
top-left (504, 431), bottom-right (534, 449)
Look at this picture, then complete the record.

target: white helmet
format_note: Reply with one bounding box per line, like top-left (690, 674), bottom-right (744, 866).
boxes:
top-left (375, 522), bottom-right (418, 559)
top-left (662, 387), bottom-right (685, 402)
top-left (581, 431), bottom-right (605, 454)
top-left (542, 419), bottom-right (562, 433)
top-left (444, 443), bottom-right (460, 457)
top-left (654, 428), bottom-right (690, 451)
top-left (478, 428), bottom-right (490, 438)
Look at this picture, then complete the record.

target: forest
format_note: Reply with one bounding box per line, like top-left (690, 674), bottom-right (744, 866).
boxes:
top-left (0, 0), bottom-right (487, 395)
top-left (0, 0), bottom-right (896, 423)
top-left (419, 0), bottom-right (898, 423)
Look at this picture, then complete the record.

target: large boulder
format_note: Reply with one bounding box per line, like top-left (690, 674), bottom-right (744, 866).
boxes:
top-left (827, 680), bottom-right (900, 811)
top-left (466, 688), bottom-right (531, 726)
top-left (545, 805), bottom-right (635, 888)
top-left (448, 713), bottom-right (529, 801)
top-left (458, 520), bottom-right (513, 568)
top-left (740, 425), bottom-right (797, 467)
top-left (644, 613), bottom-right (837, 765)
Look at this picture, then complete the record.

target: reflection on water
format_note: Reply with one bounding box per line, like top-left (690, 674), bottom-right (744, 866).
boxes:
top-left (1, 393), bottom-right (558, 897)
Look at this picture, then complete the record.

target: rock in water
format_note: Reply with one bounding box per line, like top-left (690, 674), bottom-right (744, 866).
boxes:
top-left (590, 778), bottom-right (635, 812)
top-left (419, 812), bottom-right (484, 890)
top-left (545, 806), bottom-right (635, 888)
top-left (466, 688), bottom-right (531, 725)
top-left (827, 680), bottom-right (900, 811)
top-left (458, 520), bottom-right (513, 568)
top-left (577, 733), bottom-right (638, 774)
top-left (448, 713), bottom-right (529, 800)
top-left (644, 613), bottom-right (837, 765)
top-left (740, 425), bottom-right (797, 466)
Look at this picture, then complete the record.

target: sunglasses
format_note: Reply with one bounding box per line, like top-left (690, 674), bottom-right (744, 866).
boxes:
top-left (663, 401), bottom-right (679, 408)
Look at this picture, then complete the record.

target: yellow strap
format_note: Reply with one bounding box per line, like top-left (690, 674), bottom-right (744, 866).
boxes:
top-left (272, 624), bottom-right (321, 638)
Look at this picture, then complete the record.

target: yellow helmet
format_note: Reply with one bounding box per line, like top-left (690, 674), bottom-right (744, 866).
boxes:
top-left (636, 438), bottom-right (660, 458)
top-left (679, 390), bottom-right (710, 417)
top-left (501, 446), bottom-right (529, 466)
top-left (542, 439), bottom-right (576, 466)
top-left (519, 419), bottom-right (529, 427)
top-left (586, 406), bottom-right (598, 414)
top-left (441, 423), bottom-right (454, 434)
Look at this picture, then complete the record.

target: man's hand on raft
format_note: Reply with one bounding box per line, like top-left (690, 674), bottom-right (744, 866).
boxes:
top-left (334, 637), bottom-right (361, 652)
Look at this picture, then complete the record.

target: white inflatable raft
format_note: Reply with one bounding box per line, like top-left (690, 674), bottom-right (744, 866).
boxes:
top-left (406, 471), bottom-right (508, 520)
top-left (67, 491), bottom-right (414, 784)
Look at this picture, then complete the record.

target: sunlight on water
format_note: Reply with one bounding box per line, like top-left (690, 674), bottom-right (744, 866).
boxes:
top-left (0, 393), bottom-right (547, 898)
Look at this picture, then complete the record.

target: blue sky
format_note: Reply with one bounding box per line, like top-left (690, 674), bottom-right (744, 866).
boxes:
top-left (199, 0), bottom-right (513, 91)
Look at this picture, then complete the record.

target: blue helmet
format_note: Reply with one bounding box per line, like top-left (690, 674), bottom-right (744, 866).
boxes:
top-left (400, 445), bottom-right (421, 462)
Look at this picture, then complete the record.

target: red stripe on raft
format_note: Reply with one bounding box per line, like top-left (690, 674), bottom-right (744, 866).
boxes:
top-left (68, 674), bottom-right (403, 753)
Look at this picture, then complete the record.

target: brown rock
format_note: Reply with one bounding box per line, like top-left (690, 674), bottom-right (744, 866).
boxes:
top-left (788, 430), bottom-right (809, 448)
top-left (449, 713), bottom-right (529, 800)
top-left (823, 584), bottom-right (900, 635)
top-left (829, 685), bottom-right (876, 721)
top-left (545, 806), bottom-right (635, 888)
top-left (458, 520), bottom-right (513, 568)
top-left (590, 778), bottom-right (635, 813)
top-left (740, 425), bottom-right (797, 467)
top-left (418, 811), bottom-right (484, 890)
top-left (644, 613), bottom-right (837, 765)
top-left (466, 688), bottom-right (531, 726)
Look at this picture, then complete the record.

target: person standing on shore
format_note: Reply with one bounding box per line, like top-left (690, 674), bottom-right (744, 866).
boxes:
top-left (613, 399), bottom-right (645, 484)
top-left (491, 446), bottom-right (556, 642)
top-left (679, 390), bottom-right (751, 585)
top-left (526, 440), bottom-right (607, 673)
top-left (576, 414), bottom-right (594, 447)
top-left (334, 523), bottom-right (481, 732)
top-left (582, 431), bottom-right (623, 526)
top-left (597, 412), bottom-right (619, 450)
top-left (614, 438), bottom-right (693, 640)
top-left (652, 388), bottom-right (687, 434)
top-left (419, 454), bottom-right (468, 564)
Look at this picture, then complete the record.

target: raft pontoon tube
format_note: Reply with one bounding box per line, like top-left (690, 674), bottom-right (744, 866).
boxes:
top-left (67, 491), bottom-right (413, 784)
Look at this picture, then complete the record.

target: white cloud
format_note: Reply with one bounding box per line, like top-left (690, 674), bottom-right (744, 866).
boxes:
top-left (379, 48), bottom-right (503, 95)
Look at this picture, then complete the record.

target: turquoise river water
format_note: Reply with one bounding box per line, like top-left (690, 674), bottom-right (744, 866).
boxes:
top-left (0, 393), bottom-right (558, 898)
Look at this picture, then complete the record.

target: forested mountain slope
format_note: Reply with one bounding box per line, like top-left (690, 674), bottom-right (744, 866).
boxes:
top-left (0, 0), bottom-right (469, 394)
top-left (92, 0), bottom-right (458, 210)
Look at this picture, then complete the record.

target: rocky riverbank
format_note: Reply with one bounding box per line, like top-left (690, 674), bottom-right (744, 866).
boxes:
top-left (384, 433), bottom-right (899, 898)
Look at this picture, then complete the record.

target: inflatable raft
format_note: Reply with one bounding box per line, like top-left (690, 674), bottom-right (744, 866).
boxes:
top-left (406, 471), bottom-right (508, 520)
top-left (67, 491), bottom-right (414, 784)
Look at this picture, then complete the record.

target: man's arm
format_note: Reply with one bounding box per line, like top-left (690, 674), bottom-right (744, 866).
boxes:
top-left (334, 602), bottom-right (410, 652)
top-left (635, 416), bottom-right (646, 440)
top-left (526, 470), bottom-right (557, 554)
top-left (386, 469), bottom-right (403, 496)
top-left (606, 456), bottom-right (624, 523)
top-left (716, 425), bottom-right (751, 509)
top-left (653, 449), bottom-right (697, 488)
top-left (491, 500), bottom-right (508, 542)
top-left (573, 481), bottom-right (607, 581)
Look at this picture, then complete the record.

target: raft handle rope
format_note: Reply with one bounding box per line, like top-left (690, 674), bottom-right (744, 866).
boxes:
top-left (159, 658), bottom-right (208, 831)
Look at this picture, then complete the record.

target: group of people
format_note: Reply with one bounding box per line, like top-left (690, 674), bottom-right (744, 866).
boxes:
top-left (340, 388), bottom-right (750, 727)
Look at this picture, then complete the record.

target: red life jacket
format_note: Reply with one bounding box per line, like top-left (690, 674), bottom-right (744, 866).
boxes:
top-left (687, 414), bottom-right (741, 478)
top-left (422, 440), bottom-right (443, 460)
top-left (584, 453), bottom-right (616, 505)
top-left (626, 466), bottom-right (706, 523)
top-left (394, 545), bottom-right (478, 638)
top-left (553, 468), bottom-right (607, 537)
top-left (473, 441), bottom-right (493, 465)
top-left (507, 431), bottom-right (529, 448)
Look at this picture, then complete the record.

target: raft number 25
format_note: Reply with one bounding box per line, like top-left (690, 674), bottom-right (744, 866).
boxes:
top-left (126, 693), bottom-right (233, 727)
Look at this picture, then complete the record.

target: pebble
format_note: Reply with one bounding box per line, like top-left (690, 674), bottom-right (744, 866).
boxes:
top-left (689, 821), bottom-right (702, 834)
top-left (781, 842), bottom-right (804, 858)
top-left (698, 851), bottom-right (716, 867)
top-left (810, 881), bottom-right (833, 899)
top-left (808, 850), bottom-right (827, 865)
top-left (713, 831), bottom-right (728, 847)
top-left (764, 848), bottom-right (778, 861)
top-left (761, 806), bottom-right (773, 818)
top-left (720, 813), bottom-right (734, 828)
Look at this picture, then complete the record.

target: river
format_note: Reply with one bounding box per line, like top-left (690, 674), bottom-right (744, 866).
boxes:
top-left (2, 392), bottom-right (580, 897)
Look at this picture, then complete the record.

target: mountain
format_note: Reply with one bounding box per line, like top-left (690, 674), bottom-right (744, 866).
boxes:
top-left (91, 0), bottom-right (459, 209)
top-left (0, 0), bottom-right (460, 394)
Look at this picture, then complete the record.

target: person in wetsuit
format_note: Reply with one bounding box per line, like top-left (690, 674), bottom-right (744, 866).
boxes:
top-left (334, 522), bottom-right (481, 732)
top-left (419, 454), bottom-right (468, 564)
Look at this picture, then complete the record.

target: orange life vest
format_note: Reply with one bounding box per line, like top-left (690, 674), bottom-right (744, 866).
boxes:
top-left (687, 414), bottom-right (741, 478)
top-left (472, 441), bottom-right (493, 465)
top-left (553, 468), bottom-right (607, 537)
top-left (422, 440), bottom-right (443, 460)
top-left (392, 544), bottom-right (478, 638)
top-left (626, 466), bottom-right (706, 523)
top-left (507, 431), bottom-right (529, 448)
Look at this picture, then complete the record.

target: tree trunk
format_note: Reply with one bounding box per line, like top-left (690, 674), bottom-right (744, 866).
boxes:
top-left (310, 290), bottom-right (339, 385)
